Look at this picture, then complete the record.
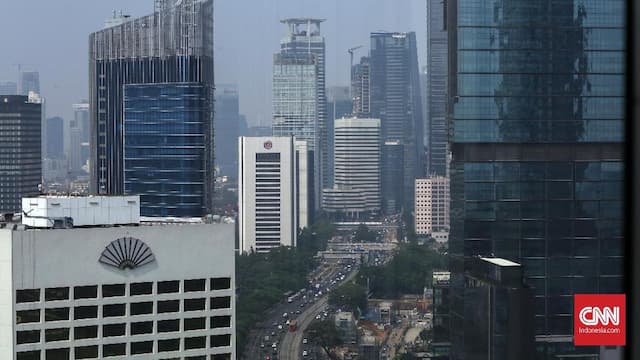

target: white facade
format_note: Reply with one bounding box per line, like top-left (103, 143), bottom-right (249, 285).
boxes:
top-left (238, 136), bottom-right (297, 253)
top-left (415, 176), bottom-right (450, 236)
top-left (0, 222), bottom-right (235, 360)
top-left (22, 196), bottom-right (140, 228)
top-left (295, 140), bottom-right (311, 230)
top-left (322, 117), bottom-right (381, 218)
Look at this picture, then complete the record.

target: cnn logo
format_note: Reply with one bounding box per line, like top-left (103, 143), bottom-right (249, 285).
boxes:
top-left (574, 294), bottom-right (625, 346)
top-left (578, 306), bottom-right (620, 326)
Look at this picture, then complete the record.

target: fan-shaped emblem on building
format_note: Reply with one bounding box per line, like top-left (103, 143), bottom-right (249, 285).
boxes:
top-left (99, 237), bottom-right (155, 270)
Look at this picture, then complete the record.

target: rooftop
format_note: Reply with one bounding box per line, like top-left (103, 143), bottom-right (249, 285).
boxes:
top-left (480, 257), bottom-right (520, 267)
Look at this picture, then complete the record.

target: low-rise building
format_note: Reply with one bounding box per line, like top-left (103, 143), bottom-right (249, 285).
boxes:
top-left (414, 177), bottom-right (449, 237)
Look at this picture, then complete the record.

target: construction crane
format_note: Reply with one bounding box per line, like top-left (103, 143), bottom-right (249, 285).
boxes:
top-left (348, 45), bottom-right (363, 71)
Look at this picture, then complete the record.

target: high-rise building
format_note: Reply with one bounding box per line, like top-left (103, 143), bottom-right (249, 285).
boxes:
top-left (215, 84), bottom-right (241, 178)
top-left (2, 198), bottom-right (235, 360)
top-left (46, 117), bottom-right (64, 159)
top-left (426, 0), bottom-right (448, 177)
top-left (89, 0), bottom-right (214, 198)
top-left (370, 32), bottom-right (424, 212)
top-left (322, 117), bottom-right (381, 219)
top-left (351, 56), bottom-right (371, 117)
top-left (295, 140), bottom-right (313, 229)
top-left (448, 0), bottom-right (625, 358)
top-left (0, 81), bottom-right (18, 95)
top-left (274, 18), bottom-right (327, 209)
top-left (238, 136), bottom-right (297, 253)
top-left (327, 86), bottom-right (352, 188)
top-left (431, 271), bottom-right (451, 359)
top-left (415, 176), bottom-right (450, 240)
top-left (19, 71), bottom-right (40, 96)
top-left (123, 83), bottom-right (212, 217)
top-left (69, 102), bottom-right (89, 174)
top-left (0, 95), bottom-right (42, 214)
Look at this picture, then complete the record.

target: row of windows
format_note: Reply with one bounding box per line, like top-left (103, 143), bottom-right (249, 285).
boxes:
top-left (17, 339), bottom-right (231, 359)
top-left (16, 316), bottom-right (232, 344)
top-left (16, 278), bottom-right (231, 303)
top-left (16, 297), bottom-right (231, 324)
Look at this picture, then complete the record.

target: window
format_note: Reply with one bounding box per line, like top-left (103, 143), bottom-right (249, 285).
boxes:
top-left (74, 286), bottom-right (97, 299)
top-left (158, 280), bottom-right (180, 294)
top-left (102, 284), bottom-right (125, 297)
top-left (158, 338), bottom-right (180, 352)
top-left (211, 315), bottom-right (231, 328)
top-left (103, 323), bottom-right (126, 337)
top-left (131, 321), bottom-right (153, 335)
top-left (16, 330), bottom-right (40, 344)
top-left (45, 308), bottom-right (69, 322)
top-left (131, 341), bottom-right (153, 354)
top-left (184, 317), bottom-right (206, 331)
top-left (210, 277), bottom-right (231, 290)
top-left (74, 326), bottom-right (98, 340)
top-left (16, 309), bottom-right (40, 324)
top-left (212, 354), bottom-right (232, 360)
top-left (158, 300), bottom-right (180, 313)
top-left (158, 319), bottom-right (180, 333)
top-left (74, 346), bottom-right (98, 359)
top-left (210, 296), bottom-right (231, 309)
top-left (45, 328), bottom-right (69, 342)
top-left (103, 343), bottom-right (126, 357)
top-left (130, 282), bottom-right (153, 295)
top-left (45, 348), bottom-right (69, 359)
top-left (185, 298), bottom-right (206, 311)
top-left (74, 306), bottom-right (98, 320)
top-left (103, 303), bottom-right (126, 317)
top-left (45, 287), bottom-right (69, 301)
top-left (16, 351), bottom-right (40, 360)
top-left (130, 301), bottom-right (153, 315)
top-left (184, 279), bottom-right (206, 292)
top-left (184, 336), bottom-right (206, 350)
top-left (211, 334), bottom-right (231, 348)
top-left (16, 289), bottom-right (40, 303)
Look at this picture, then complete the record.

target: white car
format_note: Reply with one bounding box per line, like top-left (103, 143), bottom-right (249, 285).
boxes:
top-left (303, 338), bottom-right (308, 344)
top-left (303, 350), bottom-right (308, 356)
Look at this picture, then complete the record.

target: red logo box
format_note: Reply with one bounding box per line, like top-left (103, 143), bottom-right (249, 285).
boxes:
top-left (574, 294), bottom-right (626, 346)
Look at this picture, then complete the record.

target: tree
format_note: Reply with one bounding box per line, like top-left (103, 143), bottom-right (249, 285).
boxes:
top-left (354, 223), bottom-right (377, 242)
top-left (307, 320), bottom-right (343, 360)
top-left (329, 281), bottom-right (368, 315)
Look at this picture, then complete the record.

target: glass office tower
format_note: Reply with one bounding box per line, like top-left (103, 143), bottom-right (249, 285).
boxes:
top-left (124, 83), bottom-right (210, 217)
top-left (370, 32), bottom-right (424, 212)
top-left (448, 0), bottom-right (625, 359)
top-left (89, 0), bottom-right (214, 210)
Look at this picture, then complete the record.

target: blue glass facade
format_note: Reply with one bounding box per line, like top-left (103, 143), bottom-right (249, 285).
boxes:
top-left (448, 0), bottom-right (625, 358)
top-left (124, 83), bottom-right (211, 217)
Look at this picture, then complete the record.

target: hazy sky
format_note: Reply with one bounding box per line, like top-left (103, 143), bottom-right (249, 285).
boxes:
top-left (0, 0), bottom-right (426, 125)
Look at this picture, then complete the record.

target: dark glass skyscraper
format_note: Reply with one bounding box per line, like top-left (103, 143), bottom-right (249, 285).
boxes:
top-left (215, 84), bottom-right (240, 178)
top-left (124, 83), bottom-right (211, 217)
top-left (370, 32), bottom-right (424, 212)
top-left (448, 0), bottom-right (625, 358)
top-left (0, 95), bottom-right (42, 213)
top-left (89, 0), bottom-right (214, 207)
top-left (46, 116), bottom-right (64, 159)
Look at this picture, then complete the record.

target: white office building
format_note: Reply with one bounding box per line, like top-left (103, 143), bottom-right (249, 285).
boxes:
top-left (415, 176), bottom-right (450, 238)
top-left (238, 136), bottom-right (297, 253)
top-left (294, 140), bottom-right (312, 230)
top-left (322, 117), bottom-right (381, 219)
top-left (1, 205), bottom-right (235, 360)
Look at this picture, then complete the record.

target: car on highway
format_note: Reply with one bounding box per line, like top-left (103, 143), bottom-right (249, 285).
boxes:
top-left (303, 338), bottom-right (308, 344)
top-left (303, 350), bottom-right (309, 356)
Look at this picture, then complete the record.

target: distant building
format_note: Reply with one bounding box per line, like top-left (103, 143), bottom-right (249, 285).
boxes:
top-left (327, 86), bottom-right (352, 188)
top-left (123, 83), bottom-right (212, 217)
top-left (381, 141), bottom-right (404, 215)
top-left (0, 95), bottom-right (42, 214)
top-left (431, 271), bottom-right (451, 346)
top-left (459, 258), bottom-right (535, 360)
top-left (42, 158), bottom-right (68, 183)
top-left (19, 71), bottom-right (40, 95)
top-left (295, 140), bottom-right (314, 229)
top-left (370, 32), bottom-right (424, 211)
top-left (246, 125), bottom-right (272, 137)
top-left (46, 116), bottom-right (64, 159)
top-left (272, 51), bottom-right (319, 211)
top-left (238, 136), bottom-right (297, 253)
top-left (215, 84), bottom-right (241, 178)
top-left (0, 81), bottom-right (18, 95)
top-left (323, 118), bottom-right (381, 219)
top-left (334, 311), bottom-right (357, 344)
top-left (69, 102), bottom-right (89, 175)
top-left (351, 57), bottom-right (371, 117)
top-left (415, 176), bottom-right (450, 237)
top-left (89, 0), bottom-right (214, 196)
top-left (359, 334), bottom-right (380, 360)
top-left (1, 200), bottom-right (235, 360)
